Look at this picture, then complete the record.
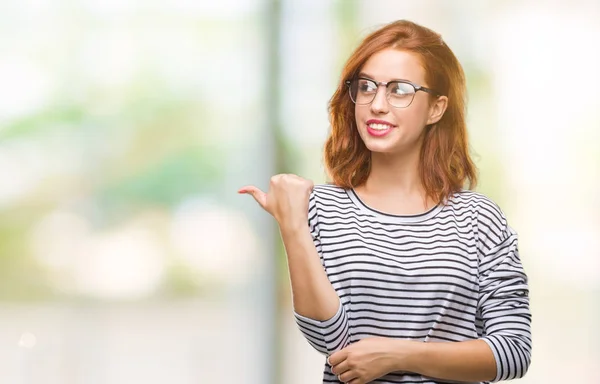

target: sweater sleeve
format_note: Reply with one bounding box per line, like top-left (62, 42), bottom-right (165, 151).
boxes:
top-left (292, 190), bottom-right (350, 356)
top-left (477, 203), bottom-right (532, 382)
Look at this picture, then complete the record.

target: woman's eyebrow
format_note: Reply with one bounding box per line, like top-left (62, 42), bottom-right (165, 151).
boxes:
top-left (357, 72), bottom-right (411, 83)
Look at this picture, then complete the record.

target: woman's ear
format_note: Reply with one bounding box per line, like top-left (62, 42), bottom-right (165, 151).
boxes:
top-left (427, 96), bottom-right (448, 125)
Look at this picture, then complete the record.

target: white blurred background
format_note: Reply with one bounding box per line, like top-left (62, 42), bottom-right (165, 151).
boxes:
top-left (0, 0), bottom-right (598, 383)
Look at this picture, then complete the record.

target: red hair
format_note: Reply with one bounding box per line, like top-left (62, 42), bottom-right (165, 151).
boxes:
top-left (324, 20), bottom-right (477, 204)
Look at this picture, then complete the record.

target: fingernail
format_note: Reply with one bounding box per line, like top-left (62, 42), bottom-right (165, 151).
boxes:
top-left (238, 189), bottom-right (247, 194)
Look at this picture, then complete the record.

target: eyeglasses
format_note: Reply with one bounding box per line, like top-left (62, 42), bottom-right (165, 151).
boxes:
top-left (345, 77), bottom-right (441, 108)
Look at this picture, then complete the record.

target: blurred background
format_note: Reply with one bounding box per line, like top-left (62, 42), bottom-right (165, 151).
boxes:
top-left (0, 0), bottom-right (598, 383)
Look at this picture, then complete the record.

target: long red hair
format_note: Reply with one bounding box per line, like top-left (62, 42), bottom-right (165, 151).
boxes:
top-left (324, 20), bottom-right (477, 204)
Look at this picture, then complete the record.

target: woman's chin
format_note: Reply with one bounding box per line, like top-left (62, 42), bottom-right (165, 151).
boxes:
top-left (364, 141), bottom-right (398, 154)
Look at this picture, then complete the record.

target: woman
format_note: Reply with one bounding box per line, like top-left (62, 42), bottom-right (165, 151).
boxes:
top-left (239, 20), bottom-right (531, 384)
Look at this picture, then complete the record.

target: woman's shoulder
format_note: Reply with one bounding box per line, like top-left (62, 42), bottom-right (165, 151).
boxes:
top-left (311, 183), bottom-right (350, 199)
top-left (447, 189), bottom-right (508, 224)
top-left (308, 183), bottom-right (354, 210)
top-left (447, 190), bottom-right (514, 244)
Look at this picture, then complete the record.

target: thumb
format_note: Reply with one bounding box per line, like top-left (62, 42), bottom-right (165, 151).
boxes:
top-left (238, 185), bottom-right (268, 209)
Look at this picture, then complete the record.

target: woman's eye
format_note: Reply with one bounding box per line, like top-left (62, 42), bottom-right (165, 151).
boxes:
top-left (391, 84), bottom-right (413, 95)
top-left (359, 81), bottom-right (376, 92)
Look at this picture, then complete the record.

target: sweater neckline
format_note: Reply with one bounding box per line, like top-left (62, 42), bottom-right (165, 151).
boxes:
top-left (346, 188), bottom-right (444, 224)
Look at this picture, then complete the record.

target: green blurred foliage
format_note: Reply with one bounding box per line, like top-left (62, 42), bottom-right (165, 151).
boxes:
top-left (0, 79), bottom-right (223, 300)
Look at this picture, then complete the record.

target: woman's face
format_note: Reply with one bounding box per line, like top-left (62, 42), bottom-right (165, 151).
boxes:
top-left (354, 48), bottom-right (447, 156)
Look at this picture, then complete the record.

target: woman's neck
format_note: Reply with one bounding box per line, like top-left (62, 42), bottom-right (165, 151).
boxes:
top-left (354, 149), bottom-right (436, 214)
top-left (365, 149), bottom-right (423, 195)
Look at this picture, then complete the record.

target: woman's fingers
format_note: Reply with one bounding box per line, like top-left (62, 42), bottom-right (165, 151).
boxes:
top-left (238, 185), bottom-right (268, 211)
top-left (330, 360), bottom-right (349, 376)
top-left (239, 174), bottom-right (313, 222)
top-left (331, 360), bottom-right (357, 383)
top-left (338, 369), bottom-right (359, 383)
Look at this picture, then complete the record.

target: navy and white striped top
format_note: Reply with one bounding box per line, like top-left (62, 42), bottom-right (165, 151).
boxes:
top-left (294, 184), bottom-right (532, 384)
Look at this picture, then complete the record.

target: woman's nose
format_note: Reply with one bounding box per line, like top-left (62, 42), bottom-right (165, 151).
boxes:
top-left (370, 85), bottom-right (389, 114)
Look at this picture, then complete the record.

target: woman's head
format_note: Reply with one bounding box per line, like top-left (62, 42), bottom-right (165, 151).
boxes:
top-left (324, 20), bottom-right (477, 203)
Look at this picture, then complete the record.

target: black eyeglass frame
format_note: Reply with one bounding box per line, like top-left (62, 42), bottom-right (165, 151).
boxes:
top-left (345, 77), bottom-right (443, 108)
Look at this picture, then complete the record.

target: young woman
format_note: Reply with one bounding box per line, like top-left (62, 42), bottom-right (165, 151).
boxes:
top-left (239, 20), bottom-right (531, 384)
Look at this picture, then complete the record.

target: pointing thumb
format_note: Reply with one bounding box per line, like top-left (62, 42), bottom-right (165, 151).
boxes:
top-left (238, 185), bottom-right (267, 210)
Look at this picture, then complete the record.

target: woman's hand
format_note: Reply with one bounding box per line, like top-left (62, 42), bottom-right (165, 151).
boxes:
top-left (328, 337), bottom-right (406, 384)
top-left (238, 174), bottom-right (314, 231)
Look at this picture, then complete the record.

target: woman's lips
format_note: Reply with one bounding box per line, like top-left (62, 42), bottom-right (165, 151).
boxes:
top-left (366, 120), bottom-right (395, 137)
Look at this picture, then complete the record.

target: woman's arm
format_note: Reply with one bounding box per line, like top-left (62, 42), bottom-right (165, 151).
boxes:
top-left (287, 190), bottom-right (350, 355)
top-left (280, 222), bottom-right (339, 321)
top-left (402, 225), bottom-right (532, 382)
top-left (239, 177), bottom-right (350, 355)
top-left (397, 339), bottom-right (496, 382)
top-left (402, 203), bottom-right (532, 383)
top-left (328, 337), bottom-right (496, 384)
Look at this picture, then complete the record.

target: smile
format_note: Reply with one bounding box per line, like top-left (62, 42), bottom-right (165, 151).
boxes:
top-left (368, 123), bottom-right (394, 130)
top-left (366, 120), bottom-right (395, 137)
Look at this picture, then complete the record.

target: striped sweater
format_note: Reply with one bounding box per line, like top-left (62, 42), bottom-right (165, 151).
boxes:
top-left (294, 184), bottom-right (532, 384)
